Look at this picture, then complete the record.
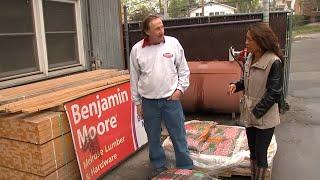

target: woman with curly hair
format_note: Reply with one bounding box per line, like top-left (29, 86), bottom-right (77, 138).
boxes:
top-left (227, 22), bottom-right (284, 180)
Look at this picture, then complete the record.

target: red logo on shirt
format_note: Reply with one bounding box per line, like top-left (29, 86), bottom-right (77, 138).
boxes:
top-left (163, 53), bottom-right (173, 59)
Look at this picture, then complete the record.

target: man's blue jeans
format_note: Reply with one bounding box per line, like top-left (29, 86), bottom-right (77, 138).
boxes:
top-left (142, 97), bottom-right (193, 169)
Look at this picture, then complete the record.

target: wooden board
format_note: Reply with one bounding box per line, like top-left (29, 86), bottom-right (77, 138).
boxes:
top-left (0, 69), bottom-right (117, 105)
top-left (23, 77), bottom-right (129, 113)
top-left (0, 72), bottom-right (129, 113)
top-left (0, 133), bottom-right (75, 176)
top-left (0, 111), bottom-right (69, 144)
top-left (0, 159), bottom-right (80, 180)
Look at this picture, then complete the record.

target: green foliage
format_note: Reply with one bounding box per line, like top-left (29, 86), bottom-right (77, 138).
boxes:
top-left (237, 0), bottom-right (261, 13)
top-left (168, 0), bottom-right (187, 18)
top-left (250, 0), bottom-right (260, 12)
top-left (130, 5), bottom-right (157, 21)
top-left (292, 15), bottom-right (309, 28)
top-left (168, 0), bottom-right (198, 18)
top-left (218, 0), bottom-right (261, 13)
top-left (293, 24), bottom-right (320, 37)
top-left (122, 0), bottom-right (158, 21)
top-left (122, 0), bottom-right (265, 20)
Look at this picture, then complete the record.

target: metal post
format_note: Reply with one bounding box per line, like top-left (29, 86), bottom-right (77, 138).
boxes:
top-left (285, 10), bottom-right (293, 98)
top-left (262, 0), bottom-right (270, 24)
top-left (164, 0), bottom-right (168, 19)
top-left (123, 5), bottom-right (130, 70)
top-left (159, 0), bottom-right (162, 15)
top-left (201, 0), bottom-right (204, 16)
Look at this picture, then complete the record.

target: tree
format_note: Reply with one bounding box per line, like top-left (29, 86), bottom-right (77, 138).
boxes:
top-left (168, 0), bottom-right (198, 18)
top-left (249, 0), bottom-right (261, 12)
top-left (311, 0), bottom-right (320, 10)
top-left (130, 5), bottom-right (157, 21)
top-left (217, 0), bottom-right (261, 13)
top-left (122, 0), bottom-right (159, 21)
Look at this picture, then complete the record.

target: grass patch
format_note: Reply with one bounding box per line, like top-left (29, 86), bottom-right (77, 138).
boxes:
top-left (293, 24), bottom-right (320, 37)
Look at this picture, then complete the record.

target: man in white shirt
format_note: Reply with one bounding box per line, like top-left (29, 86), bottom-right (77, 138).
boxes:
top-left (130, 15), bottom-right (193, 174)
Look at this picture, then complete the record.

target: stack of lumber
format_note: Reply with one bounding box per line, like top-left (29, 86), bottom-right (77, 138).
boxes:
top-left (0, 69), bottom-right (130, 179)
top-left (0, 69), bottom-right (130, 113)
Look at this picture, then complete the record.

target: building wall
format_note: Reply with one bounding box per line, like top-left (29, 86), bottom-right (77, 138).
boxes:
top-left (294, 2), bottom-right (302, 14)
top-left (295, 0), bottom-right (320, 21)
top-left (0, 0), bottom-right (124, 89)
top-left (190, 4), bottom-right (235, 17)
top-left (290, 0), bottom-right (296, 9)
top-left (88, 0), bottom-right (125, 69)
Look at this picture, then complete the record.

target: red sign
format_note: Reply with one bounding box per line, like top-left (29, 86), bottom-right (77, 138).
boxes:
top-left (65, 82), bottom-right (139, 180)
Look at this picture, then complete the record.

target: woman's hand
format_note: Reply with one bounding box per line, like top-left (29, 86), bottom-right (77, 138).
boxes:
top-left (227, 84), bottom-right (236, 96)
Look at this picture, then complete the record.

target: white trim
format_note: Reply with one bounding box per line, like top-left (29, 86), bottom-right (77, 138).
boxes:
top-left (213, 2), bottom-right (236, 10)
top-left (47, 65), bottom-right (87, 77)
top-left (190, 1), bottom-right (236, 13)
top-left (47, 0), bottom-right (77, 3)
top-left (0, 66), bottom-right (87, 89)
top-left (34, 0), bottom-right (49, 76)
top-left (0, 71), bottom-right (42, 82)
top-left (0, 74), bottom-right (47, 90)
top-left (75, 0), bottom-right (86, 67)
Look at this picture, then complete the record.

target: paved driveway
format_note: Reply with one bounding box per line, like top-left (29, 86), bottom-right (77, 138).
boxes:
top-left (272, 33), bottom-right (320, 180)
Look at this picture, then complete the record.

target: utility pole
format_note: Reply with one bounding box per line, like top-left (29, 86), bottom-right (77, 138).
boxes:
top-left (187, 0), bottom-right (192, 17)
top-left (159, 0), bottom-right (163, 15)
top-left (262, 0), bottom-right (270, 24)
top-left (201, 0), bottom-right (204, 16)
top-left (164, 0), bottom-right (168, 19)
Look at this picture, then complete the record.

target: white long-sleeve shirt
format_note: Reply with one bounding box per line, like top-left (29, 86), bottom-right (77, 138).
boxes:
top-left (130, 36), bottom-right (190, 105)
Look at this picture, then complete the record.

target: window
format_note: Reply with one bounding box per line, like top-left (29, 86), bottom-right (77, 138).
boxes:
top-left (0, 0), bottom-right (85, 87)
top-left (0, 0), bottom-right (39, 78)
top-left (215, 12), bottom-right (219, 16)
top-left (313, 6), bottom-right (320, 12)
top-left (220, 12), bottom-right (225, 15)
top-left (195, 12), bottom-right (203, 16)
top-left (43, 1), bottom-right (79, 69)
top-left (209, 12), bottom-right (214, 16)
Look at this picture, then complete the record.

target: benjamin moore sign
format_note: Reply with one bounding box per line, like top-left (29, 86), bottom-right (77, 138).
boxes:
top-left (64, 82), bottom-right (147, 180)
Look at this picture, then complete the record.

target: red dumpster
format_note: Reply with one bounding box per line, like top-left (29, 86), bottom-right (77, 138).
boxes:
top-left (181, 61), bottom-right (242, 113)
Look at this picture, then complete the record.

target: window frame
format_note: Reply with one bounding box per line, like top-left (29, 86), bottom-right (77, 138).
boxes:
top-left (0, 0), bottom-right (87, 89)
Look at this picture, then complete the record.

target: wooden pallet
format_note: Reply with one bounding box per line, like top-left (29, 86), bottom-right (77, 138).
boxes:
top-left (218, 165), bottom-right (272, 180)
top-left (0, 159), bottom-right (80, 180)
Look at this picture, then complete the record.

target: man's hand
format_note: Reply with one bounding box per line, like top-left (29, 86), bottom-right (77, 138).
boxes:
top-left (227, 84), bottom-right (236, 96)
top-left (168, 89), bottom-right (182, 100)
top-left (136, 104), bottom-right (143, 118)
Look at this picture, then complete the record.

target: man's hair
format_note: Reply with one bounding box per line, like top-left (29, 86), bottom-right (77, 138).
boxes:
top-left (248, 22), bottom-right (284, 62)
top-left (141, 15), bottom-right (161, 37)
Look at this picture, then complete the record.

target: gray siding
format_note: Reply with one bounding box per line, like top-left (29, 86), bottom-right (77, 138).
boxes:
top-left (88, 0), bottom-right (124, 69)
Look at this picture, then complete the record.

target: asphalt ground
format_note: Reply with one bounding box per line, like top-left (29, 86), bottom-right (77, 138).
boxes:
top-left (102, 33), bottom-right (320, 180)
